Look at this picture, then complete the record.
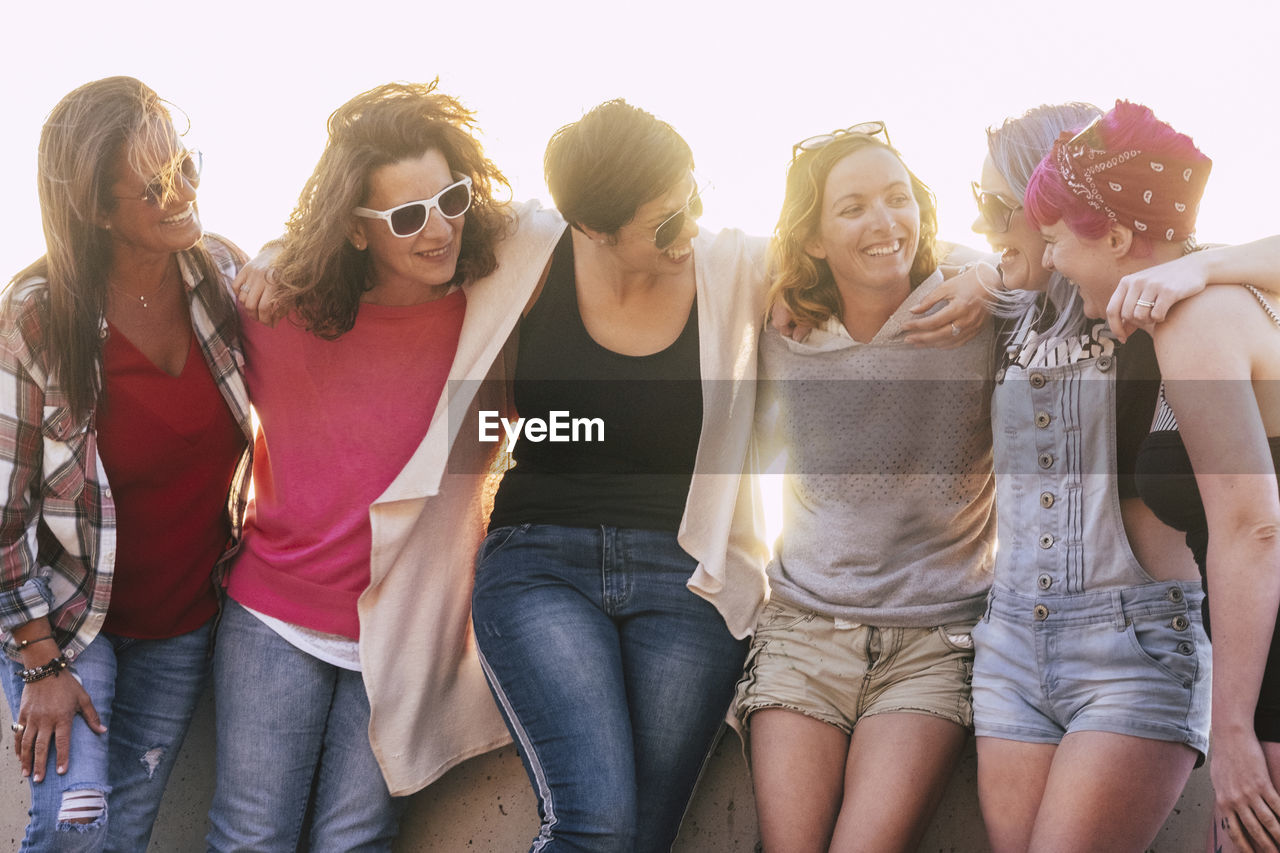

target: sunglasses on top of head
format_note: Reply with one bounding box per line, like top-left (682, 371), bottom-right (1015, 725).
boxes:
top-left (114, 149), bottom-right (203, 206)
top-left (970, 181), bottom-right (1023, 233)
top-left (651, 183), bottom-right (707, 250)
top-left (791, 121), bottom-right (889, 159)
top-left (353, 174), bottom-right (473, 238)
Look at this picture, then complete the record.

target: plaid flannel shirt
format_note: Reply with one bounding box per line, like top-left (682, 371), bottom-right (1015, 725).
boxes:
top-left (0, 234), bottom-right (252, 662)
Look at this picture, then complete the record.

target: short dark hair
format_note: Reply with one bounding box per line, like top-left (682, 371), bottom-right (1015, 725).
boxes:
top-left (544, 99), bottom-right (693, 235)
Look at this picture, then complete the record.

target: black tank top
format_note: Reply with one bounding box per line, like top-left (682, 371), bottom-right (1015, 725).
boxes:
top-left (488, 230), bottom-right (703, 532)
top-left (1137, 428), bottom-right (1280, 574)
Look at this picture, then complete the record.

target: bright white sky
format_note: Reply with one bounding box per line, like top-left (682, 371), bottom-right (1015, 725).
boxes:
top-left (3, 1), bottom-right (1274, 546)
top-left (3, 0), bottom-right (1276, 283)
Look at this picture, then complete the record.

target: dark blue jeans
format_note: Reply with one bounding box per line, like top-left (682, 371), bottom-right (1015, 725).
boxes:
top-left (472, 524), bottom-right (747, 853)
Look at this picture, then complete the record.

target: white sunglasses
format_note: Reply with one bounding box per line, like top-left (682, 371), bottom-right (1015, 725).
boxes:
top-left (353, 174), bottom-right (473, 237)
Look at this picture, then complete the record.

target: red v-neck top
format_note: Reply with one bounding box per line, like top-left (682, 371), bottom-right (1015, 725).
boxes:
top-left (95, 323), bottom-right (248, 638)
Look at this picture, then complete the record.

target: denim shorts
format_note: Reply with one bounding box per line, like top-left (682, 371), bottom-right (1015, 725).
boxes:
top-left (734, 599), bottom-right (976, 734)
top-left (971, 582), bottom-right (1210, 761)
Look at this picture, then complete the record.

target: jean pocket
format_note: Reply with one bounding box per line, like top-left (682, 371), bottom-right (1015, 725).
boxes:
top-left (1125, 612), bottom-right (1200, 686)
top-left (475, 524), bottom-right (527, 570)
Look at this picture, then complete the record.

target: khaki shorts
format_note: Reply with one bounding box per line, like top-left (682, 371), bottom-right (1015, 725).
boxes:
top-left (734, 599), bottom-right (975, 734)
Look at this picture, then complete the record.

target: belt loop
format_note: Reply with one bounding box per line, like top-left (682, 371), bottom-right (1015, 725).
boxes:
top-left (1112, 588), bottom-right (1128, 631)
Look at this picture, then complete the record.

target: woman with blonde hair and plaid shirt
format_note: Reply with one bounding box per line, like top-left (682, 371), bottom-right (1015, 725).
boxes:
top-left (0, 77), bottom-right (251, 852)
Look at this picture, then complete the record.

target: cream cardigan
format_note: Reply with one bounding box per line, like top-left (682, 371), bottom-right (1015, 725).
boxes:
top-left (359, 203), bottom-right (771, 795)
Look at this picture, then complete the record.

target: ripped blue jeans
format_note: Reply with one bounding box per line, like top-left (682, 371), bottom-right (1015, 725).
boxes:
top-left (2, 621), bottom-right (211, 853)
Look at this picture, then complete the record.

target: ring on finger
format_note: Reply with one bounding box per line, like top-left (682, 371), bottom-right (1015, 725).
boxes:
top-left (1135, 298), bottom-right (1156, 309)
top-left (10, 722), bottom-right (23, 734)
top-left (950, 322), bottom-right (961, 337)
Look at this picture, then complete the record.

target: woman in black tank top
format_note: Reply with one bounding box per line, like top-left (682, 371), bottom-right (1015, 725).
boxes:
top-left (1027, 101), bottom-right (1280, 853)
top-left (470, 100), bottom-right (749, 853)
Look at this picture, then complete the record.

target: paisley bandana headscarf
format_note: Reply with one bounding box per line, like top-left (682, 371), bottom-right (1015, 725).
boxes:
top-left (1050, 101), bottom-right (1211, 242)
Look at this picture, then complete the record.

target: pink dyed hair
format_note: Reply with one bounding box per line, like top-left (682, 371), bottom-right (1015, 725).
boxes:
top-left (1025, 101), bottom-right (1209, 254)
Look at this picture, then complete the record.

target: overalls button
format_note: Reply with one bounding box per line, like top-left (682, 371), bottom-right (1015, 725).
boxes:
top-left (1035, 411), bottom-right (1052, 428)
top-left (1038, 534), bottom-right (1055, 549)
top-left (1034, 604), bottom-right (1050, 621)
top-left (1177, 641), bottom-right (1195, 656)
top-left (1097, 355), bottom-right (1114, 372)
top-left (1167, 586), bottom-right (1184, 603)
top-left (1029, 373), bottom-right (1047, 388)
top-left (1040, 491), bottom-right (1055, 508)
top-left (1037, 574), bottom-right (1053, 590)
top-left (1172, 615), bottom-right (1191, 631)
top-left (1038, 453), bottom-right (1055, 469)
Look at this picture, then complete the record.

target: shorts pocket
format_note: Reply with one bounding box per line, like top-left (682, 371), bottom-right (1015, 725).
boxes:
top-left (936, 623), bottom-right (977, 653)
top-left (755, 601), bottom-right (812, 635)
top-left (1125, 612), bottom-right (1200, 686)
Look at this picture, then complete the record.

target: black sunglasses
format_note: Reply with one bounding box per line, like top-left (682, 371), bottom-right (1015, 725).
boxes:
top-left (114, 150), bottom-right (203, 206)
top-left (652, 184), bottom-right (705, 250)
top-left (353, 175), bottom-right (473, 238)
top-left (971, 181), bottom-right (1022, 233)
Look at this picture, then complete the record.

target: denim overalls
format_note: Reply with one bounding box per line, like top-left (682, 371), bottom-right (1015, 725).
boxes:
top-left (971, 314), bottom-right (1210, 755)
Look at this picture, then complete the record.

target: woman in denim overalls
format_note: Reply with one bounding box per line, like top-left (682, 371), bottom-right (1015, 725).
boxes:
top-left (968, 103), bottom-right (1211, 853)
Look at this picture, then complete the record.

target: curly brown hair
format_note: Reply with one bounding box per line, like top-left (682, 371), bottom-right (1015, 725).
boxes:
top-left (272, 80), bottom-right (513, 338)
top-left (766, 133), bottom-right (939, 329)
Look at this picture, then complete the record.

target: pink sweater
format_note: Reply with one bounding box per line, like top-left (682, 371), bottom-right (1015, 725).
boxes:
top-left (229, 289), bottom-right (465, 638)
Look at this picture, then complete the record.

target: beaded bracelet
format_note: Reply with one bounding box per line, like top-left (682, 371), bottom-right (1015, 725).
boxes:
top-left (20, 655), bottom-right (68, 684)
top-left (16, 635), bottom-right (54, 650)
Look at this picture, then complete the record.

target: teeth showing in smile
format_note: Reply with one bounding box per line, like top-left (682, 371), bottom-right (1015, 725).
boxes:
top-left (863, 239), bottom-right (902, 257)
top-left (417, 246), bottom-right (450, 259)
top-left (664, 245), bottom-right (692, 261)
top-left (161, 207), bottom-right (193, 225)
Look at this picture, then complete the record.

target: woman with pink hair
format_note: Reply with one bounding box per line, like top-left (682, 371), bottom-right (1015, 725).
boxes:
top-left (969, 100), bottom-right (1215, 853)
top-left (1023, 101), bottom-right (1280, 853)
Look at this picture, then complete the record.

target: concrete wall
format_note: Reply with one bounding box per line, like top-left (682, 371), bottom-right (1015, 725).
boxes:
top-left (1, 689), bottom-right (1214, 851)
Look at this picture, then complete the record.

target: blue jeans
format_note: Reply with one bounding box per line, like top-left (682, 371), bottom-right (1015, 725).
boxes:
top-left (206, 599), bottom-right (405, 853)
top-left (2, 621), bottom-right (212, 853)
top-left (472, 524), bottom-right (748, 853)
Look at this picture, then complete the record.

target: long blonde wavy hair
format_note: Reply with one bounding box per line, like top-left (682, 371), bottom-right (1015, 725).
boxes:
top-left (11, 76), bottom-right (228, 421)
